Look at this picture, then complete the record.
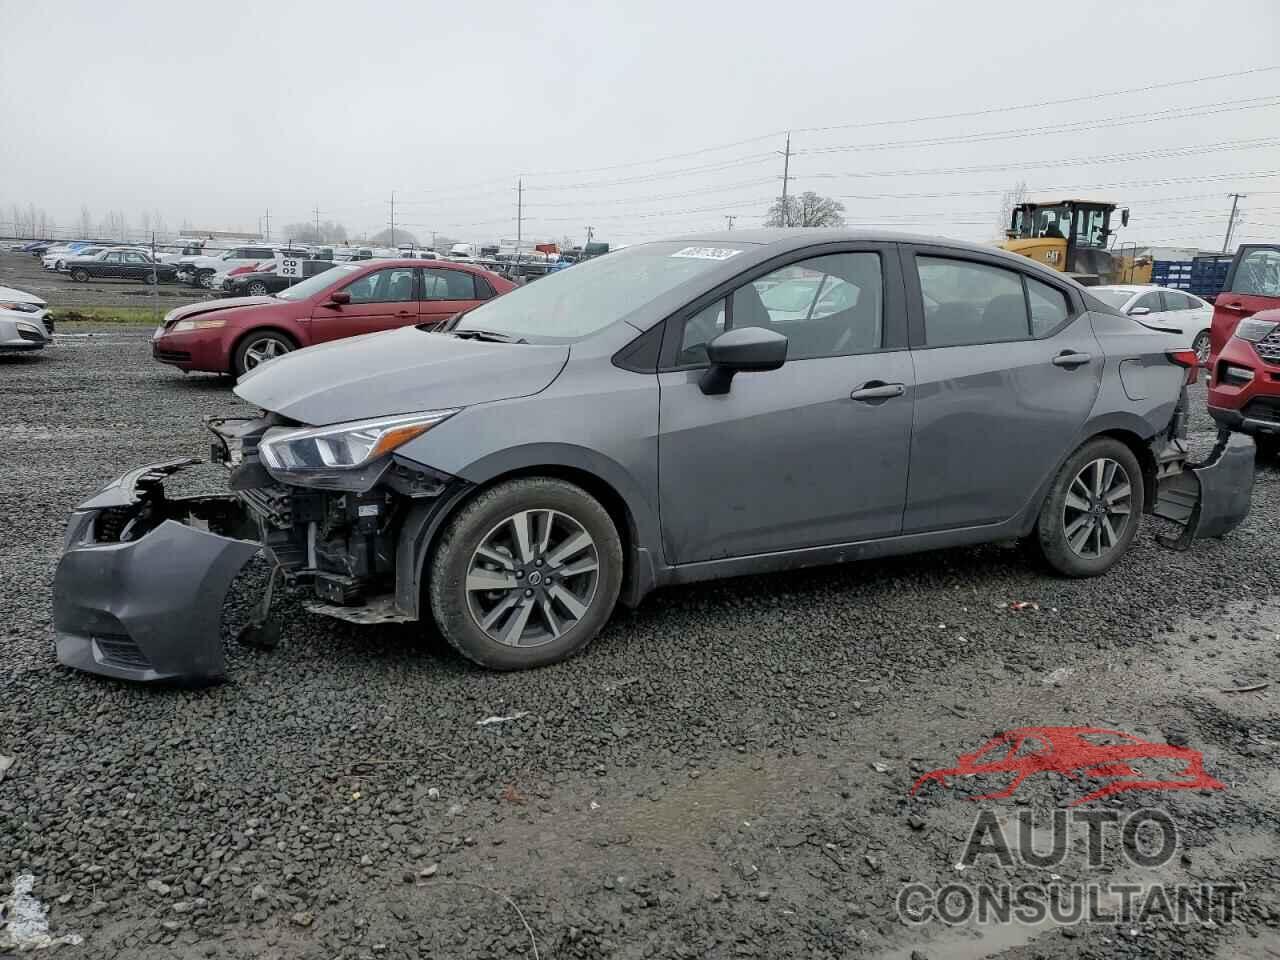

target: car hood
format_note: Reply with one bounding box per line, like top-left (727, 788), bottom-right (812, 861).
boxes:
top-left (0, 284), bottom-right (45, 307)
top-left (234, 326), bottom-right (570, 424)
top-left (163, 296), bottom-right (278, 326)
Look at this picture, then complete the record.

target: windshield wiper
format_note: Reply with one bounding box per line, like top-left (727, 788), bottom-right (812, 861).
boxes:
top-left (451, 329), bottom-right (528, 344)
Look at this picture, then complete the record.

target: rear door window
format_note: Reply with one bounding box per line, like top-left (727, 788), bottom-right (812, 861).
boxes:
top-left (918, 257), bottom-right (1029, 346)
top-left (422, 268), bottom-right (477, 300)
top-left (1160, 290), bottom-right (1190, 311)
top-left (1026, 277), bottom-right (1071, 336)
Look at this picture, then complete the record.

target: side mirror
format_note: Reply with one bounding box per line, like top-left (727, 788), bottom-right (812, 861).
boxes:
top-left (1121, 208), bottom-right (1130, 228)
top-left (1129, 306), bottom-right (1150, 316)
top-left (327, 290), bottom-right (351, 306)
top-left (699, 327), bottom-right (788, 395)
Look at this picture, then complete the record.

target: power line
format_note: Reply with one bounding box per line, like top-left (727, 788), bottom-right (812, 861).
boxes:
top-left (796, 96), bottom-right (1280, 157)
top-left (801, 138), bottom-right (1280, 181)
top-left (491, 64), bottom-right (1280, 180)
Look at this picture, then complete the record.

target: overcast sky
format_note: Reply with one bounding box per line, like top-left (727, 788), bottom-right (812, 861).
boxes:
top-left (2, 0), bottom-right (1279, 250)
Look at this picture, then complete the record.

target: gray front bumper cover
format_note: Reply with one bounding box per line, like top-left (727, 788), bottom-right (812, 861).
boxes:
top-left (52, 459), bottom-right (261, 684)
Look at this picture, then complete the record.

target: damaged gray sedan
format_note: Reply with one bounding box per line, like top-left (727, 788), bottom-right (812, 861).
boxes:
top-left (53, 230), bottom-right (1255, 682)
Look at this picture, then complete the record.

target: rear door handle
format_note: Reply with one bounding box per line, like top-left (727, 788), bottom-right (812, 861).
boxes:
top-left (1221, 301), bottom-right (1247, 312)
top-left (1052, 351), bottom-right (1092, 368)
top-left (850, 381), bottom-right (905, 401)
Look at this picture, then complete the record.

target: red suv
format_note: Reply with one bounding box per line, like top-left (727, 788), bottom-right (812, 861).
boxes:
top-left (151, 259), bottom-right (515, 377)
top-left (1206, 244), bottom-right (1280, 459)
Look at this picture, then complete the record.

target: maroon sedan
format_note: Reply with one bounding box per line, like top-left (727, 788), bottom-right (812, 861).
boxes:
top-left (151, 259), bottom-right (515, 376)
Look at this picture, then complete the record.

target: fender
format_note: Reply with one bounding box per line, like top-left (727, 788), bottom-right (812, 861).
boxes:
top-left (394, 442), bottom-right (664, 618)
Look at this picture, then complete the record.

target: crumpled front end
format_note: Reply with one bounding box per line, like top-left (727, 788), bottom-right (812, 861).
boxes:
top-left (52, 459), bottom-right (261, 684)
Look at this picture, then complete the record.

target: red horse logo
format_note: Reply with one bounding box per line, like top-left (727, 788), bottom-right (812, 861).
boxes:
top-left (910, 726), bottom-right (1225, 807)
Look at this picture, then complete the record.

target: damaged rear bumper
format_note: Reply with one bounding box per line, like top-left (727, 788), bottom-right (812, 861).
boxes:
top-left (1153, 432), bottom-right (1255, 549)
top-left (52, 459), bottom-right (261, 684)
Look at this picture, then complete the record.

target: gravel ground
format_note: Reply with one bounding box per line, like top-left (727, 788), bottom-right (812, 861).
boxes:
top-left (1, 250), bottom-right (211, 311)
top-left (1, 327), bottom-right (1278, 959)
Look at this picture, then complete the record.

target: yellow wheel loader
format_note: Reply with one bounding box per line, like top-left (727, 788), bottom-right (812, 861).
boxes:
top-left (1002, 200), bottom-right (1131, 286)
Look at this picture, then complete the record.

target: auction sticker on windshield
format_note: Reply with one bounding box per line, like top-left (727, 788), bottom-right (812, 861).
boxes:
top-left (670, 246), bottom-right (742, 260)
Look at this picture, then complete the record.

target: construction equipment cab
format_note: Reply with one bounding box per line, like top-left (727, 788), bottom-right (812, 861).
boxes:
top-left (1003, 200), bottom-right (1129, 286)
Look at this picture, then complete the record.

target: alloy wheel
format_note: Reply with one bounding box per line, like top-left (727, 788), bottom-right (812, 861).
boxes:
top-left (1062, 458), bottom-right (1132, 559)
top-left (248, 281), bottom-right (268, 296)
top-left (1193, 331), bottom-right (1211, 365)
top-left (242, 336), bottom-right (291, 369)
top-left (465, 509), bottom-right (600, 647)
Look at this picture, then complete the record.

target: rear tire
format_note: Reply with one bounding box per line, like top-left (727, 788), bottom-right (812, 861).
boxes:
top-left (428, 477), bottom-right (622, 670)
top-left (1256, 435), bottom-right (1280, 462)
top-left (247, 280), bottom-right (269, 296)
top-left (1033, 437), bottom-right (1144, 578)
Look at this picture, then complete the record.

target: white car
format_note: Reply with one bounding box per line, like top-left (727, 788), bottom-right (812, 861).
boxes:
top-left (50, 245), bottom-right (107, 271)
top-left (1091, 284), bottom-right (1214, 362)
top-left (176, 244), bottom-right (278, 289)
top-left (41, 244), bottom-right (96, 271)
top-left (0, 284), bottom-right (53, 353)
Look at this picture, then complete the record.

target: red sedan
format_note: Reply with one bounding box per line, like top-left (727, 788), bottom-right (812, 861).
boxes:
top-left (151, 259), bottom-right (515, 377)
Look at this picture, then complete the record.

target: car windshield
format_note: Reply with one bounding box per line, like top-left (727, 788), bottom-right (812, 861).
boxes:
top-left (1091, 289), bottom-right (1134, 310)
top-left (453, 242), bottom-right (742, 340)
top-left (275, 262), bottom-right (362, 300)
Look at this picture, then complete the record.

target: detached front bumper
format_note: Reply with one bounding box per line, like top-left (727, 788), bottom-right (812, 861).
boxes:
top-left (52, 460), bottom-right (261, 683)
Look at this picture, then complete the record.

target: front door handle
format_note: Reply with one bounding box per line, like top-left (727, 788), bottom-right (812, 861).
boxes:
top-left (850, 381), bottom-right (905, 402)
top-left (1052, 351), bottom-right (1092, 368)
top-left (1221, 301), bottom-right (1246, 312)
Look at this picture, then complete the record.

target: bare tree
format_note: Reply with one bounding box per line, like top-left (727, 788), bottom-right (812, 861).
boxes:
top-left (369, 227), bottom-right (418, 247)
top-left (281, 220), bottom-right (350, 244)
top-left (996, 179), bottom-right (1028, 240)
top-left (764, 191), bottom-right (846, 228)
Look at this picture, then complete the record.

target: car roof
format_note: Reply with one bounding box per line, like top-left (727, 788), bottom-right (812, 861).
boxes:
top-left (664, 227), bottom-right (1075, 281)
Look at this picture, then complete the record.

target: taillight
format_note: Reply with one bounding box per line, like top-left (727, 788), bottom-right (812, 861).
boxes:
top-left (1166, 349), bottom-right (1199, 384)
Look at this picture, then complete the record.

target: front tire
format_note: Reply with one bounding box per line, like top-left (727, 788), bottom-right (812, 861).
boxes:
top-left (196, 270), bottom-right (215, 289)
top-left (247, 280), bottom-right (269, 296)
top-left (232, 330), bottom-right (296, 376)
top-left (70, 268), bottom-right (89, 282)
top-left (1034, 437), bottom-right (1144, 577)
top-left (1256, 435), bottom-right (1280, 462)
top-left (428, 478), bottom-right (623, 670)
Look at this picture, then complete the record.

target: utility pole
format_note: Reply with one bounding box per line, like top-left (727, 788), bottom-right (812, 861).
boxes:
top-left (1222, 193), bottom-right (1245, 253)
top-left (389, 191), bottom-right (396, 248)
top-left (778, 132), bottom-right (792, 227)
top-left (263, 209), bottom-right (270, 241)
top-left (514, 179), bottom-right (523, 279)
top-left (314, 204), bottom-right (321, 243)
top-left (724, 215), bottom-right (736, 231)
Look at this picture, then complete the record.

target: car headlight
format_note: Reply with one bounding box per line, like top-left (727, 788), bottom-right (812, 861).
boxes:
top-left (0, 300), bottom-right (42, 313)
top-left (172, 318), bottom-right (227, 332)
top-left (259, 409), bottom-right (460, 475)
top-left (1234, 318), bottom-right (1279, 342)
